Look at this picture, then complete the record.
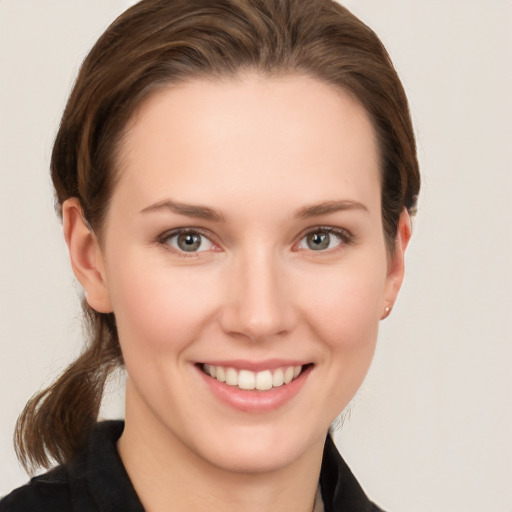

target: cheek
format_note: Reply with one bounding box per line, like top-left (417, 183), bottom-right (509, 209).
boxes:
top-left (106, 256), bottom-right (220, 358)
top-left (297, 257), bottom-right (386, 404)
top-left (308, 275), bottom-right (382, 412)
top-left (315, 279), bottom-right (381, 374)
top-left (298, 259), bottom-right (386, 346)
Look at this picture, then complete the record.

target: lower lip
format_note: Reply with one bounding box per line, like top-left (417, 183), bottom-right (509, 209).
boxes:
top-left (197, 365), bottom-right (312, 413)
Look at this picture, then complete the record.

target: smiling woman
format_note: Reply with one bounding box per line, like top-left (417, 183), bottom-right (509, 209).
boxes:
top-left (0, 1), bottom-right (419, 511)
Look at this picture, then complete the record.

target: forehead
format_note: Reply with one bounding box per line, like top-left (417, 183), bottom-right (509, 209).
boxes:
top-left (114, 73), bottom-right (381, 217)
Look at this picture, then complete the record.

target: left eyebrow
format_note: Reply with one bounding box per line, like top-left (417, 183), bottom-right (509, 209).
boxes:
top-left (294, 200), bottom-right (369, 219)
top-left (139, 199), bottom-right (225, 222)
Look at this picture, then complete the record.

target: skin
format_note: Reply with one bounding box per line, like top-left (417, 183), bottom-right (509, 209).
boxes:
top-left (63, 73), bottom-right (410, 512)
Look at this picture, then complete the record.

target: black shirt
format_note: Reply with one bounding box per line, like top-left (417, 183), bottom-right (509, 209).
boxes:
top-left (0, 421), bottom-right (385, 511)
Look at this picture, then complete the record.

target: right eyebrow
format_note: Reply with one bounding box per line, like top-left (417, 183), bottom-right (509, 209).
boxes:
top-left (139, 199), bottom-right (225, 222)
top-left (294, 199), bottom-right (369, 219)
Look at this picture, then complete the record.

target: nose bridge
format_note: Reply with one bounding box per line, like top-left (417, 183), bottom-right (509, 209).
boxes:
top-left (220, 243), bottom-right (296, 341)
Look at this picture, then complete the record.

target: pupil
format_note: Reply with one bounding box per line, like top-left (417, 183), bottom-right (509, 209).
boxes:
top-left (178, 233), bottom-right (201, 252)
top-left (308, 232), bottom-right (329, 250)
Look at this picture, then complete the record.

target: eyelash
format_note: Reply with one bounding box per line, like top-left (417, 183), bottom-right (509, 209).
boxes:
top-left (156, 226), bottom-right (355, 257)
top-left (295, 226), bottom-right (355, 253)
top-left (156, 227), bottom-right (219, 257)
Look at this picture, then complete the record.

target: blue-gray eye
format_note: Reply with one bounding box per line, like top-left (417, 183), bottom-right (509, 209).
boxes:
top-left (298, 230), bottom-right (344, 251)
top-left (168, 231), bottom-right (213, 252)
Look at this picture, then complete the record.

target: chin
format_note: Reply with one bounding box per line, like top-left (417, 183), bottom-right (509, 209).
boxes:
top-left (193, 424), bottom-right (324, 475)
top-left (205, 445), bottom-right (301, 475)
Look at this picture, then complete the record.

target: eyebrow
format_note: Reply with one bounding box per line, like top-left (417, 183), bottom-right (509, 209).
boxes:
top-left (140, 198), bottom-right (367, 222)
top-left (294, 200), bottom-right (369, 218)
top-left (140, 199), bottom-right (225, 222)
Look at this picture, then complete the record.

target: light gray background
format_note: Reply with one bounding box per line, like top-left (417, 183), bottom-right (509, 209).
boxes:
top-left (1, 1), bottom-right (511, 510)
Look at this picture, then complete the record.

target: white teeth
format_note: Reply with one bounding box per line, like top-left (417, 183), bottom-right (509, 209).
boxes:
top-left (255, 370), bottom-right (273, 391)
top-left (203, 364), bottom-right (305, 390)
top-left (226, 367), bottom-right (238, 386)
top-left (283, 366), bottom-right (294, 384)
top-left (216, 366), bottom-right (226, 382)
top-left (238, 370), bottom-right (255, 390)
top-left (272, 368), bottom-right (284, 387)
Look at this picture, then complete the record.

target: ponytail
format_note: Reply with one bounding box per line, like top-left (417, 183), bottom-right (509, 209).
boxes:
top-left (14, 303), bottom-right (121, 472)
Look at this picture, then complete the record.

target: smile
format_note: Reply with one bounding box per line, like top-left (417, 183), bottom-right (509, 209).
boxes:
top-left (202, 364), bottom-right (305, 391)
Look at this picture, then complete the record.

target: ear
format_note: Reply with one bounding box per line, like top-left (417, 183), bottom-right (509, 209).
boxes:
top-left (62, 198), bottom-right (112, 313)
top-left (381, 209), bottom-right (412, 320)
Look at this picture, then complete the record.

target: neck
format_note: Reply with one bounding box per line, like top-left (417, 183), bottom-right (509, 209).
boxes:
top-left (118, 384), bottom-right (325, 512)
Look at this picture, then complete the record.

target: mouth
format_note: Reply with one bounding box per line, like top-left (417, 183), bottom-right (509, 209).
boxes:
top-left (200, 363), bottom-right (312, 391)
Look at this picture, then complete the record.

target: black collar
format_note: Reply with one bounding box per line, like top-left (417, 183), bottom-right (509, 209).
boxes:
top-left (320, 434), bottom-right (383, 511)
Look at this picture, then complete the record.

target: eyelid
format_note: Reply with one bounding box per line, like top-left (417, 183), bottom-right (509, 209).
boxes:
top-left (294, 225), bottom-right (355, 252)
top-left (154, 225), bottom-right (354, 256)
top-left (156, 227), bottom-right (221, 255)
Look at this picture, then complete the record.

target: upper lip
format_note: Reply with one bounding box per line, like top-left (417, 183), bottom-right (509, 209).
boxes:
top-left (198, 359), bottom-right (311, 372)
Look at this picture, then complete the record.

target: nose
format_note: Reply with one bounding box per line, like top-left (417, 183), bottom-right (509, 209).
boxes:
top-left (218, 246), bottom-right (298, 342)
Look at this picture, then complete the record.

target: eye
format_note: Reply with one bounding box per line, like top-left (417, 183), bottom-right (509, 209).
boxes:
top-left (297, 228), bottom-right (350, 252)
top-left (163, 230), bottom-right (214, 253)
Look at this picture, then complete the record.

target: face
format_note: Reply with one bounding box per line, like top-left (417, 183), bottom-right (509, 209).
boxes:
top-left (73, 74), bottom-right (407, 474)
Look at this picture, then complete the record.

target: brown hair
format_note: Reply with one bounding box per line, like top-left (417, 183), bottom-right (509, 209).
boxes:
top-left (15, 0), bottom-right (420, 472)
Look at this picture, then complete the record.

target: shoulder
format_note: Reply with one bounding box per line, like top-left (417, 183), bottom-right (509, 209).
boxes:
top-left (1, 421), bottom-right (140, 512)
top-left (0, 466), bottom-right (71, 511)
top-left (321, 435), bottom-right (388, 512)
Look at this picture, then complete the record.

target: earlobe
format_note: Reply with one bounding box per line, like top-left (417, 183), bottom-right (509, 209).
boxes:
top-left (62, 198), bottom-right (112, 313)
top-left (381, 209), bottom-right (412, 320)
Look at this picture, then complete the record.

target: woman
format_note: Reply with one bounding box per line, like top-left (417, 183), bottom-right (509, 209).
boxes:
top-left (1, 0), bottom-right (419, 510)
